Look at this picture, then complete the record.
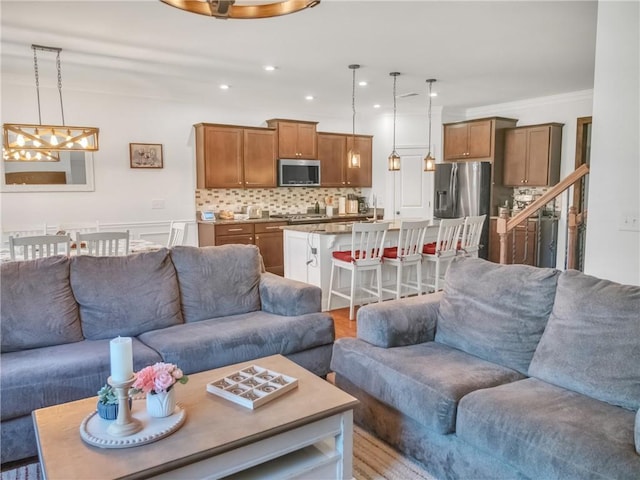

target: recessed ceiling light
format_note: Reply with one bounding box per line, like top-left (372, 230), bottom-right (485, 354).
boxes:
top-left (219, 84), bottom-right (230, 90)
top-left (429, 92), bottom-right (438, 97)
top-left (373, 104), bottom-right (381, 109)
top-left (359, 81), bottom-right (367, 86)
top-left (305, 95), bottom-right (314, 101)
top-left (263, 65), bottom-right (276, 72)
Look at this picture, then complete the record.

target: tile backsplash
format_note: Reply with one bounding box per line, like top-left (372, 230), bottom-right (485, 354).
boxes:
top-left (510, 186), bottom-right (562, 214)
top-left (196, 187), bottom-right (364, 215)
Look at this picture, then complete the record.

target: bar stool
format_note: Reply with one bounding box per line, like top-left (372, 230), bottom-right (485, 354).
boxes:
top-left (382, 220), bottom-right (430, 299)
top-left (458, 215), bottom-right (486, 257)
top-left (422, 217), bottom-right (465, 292)
top-left (327, 222), bottom-right (389, 320)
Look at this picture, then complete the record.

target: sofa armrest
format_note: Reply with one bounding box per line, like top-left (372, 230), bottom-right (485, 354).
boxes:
top-left (357, 291), bottom-right (443, 348)
top-left (259, 272), bottom-right (322, 316)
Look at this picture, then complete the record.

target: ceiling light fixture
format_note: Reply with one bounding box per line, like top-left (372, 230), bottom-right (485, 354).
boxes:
top-left (2, 45), bottom-right (99, 162)
top-left (263, 65), bottom-right (276, 71)
top-left (161, 0), bottom-right (320, 20)
top-left (347, 64), bottom-right (361, 169)
top-left (305, 95), bottom-right (314, 100)
top-left (219, 84), bottom-right (230, 89)
top-left (424, 79), bottom-right (437, 172)
top-left (388, 72), bottom-right (401, 171)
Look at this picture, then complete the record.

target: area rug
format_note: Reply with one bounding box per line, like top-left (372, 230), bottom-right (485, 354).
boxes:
top-left (1, 426), bottom-right (434, 480)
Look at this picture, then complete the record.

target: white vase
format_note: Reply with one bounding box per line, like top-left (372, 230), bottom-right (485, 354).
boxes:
top-left (146, 389), bottom-right (176, 418)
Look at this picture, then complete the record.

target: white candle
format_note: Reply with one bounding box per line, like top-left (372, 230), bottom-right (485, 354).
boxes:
top-left (110, 336), bottom-right (133, 382)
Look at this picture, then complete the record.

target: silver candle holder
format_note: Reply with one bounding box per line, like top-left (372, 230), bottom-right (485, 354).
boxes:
top-left (106, 375), bottom-right (142, 437)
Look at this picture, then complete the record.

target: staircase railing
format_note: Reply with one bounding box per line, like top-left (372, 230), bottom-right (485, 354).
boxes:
top-left (496, 163), bottom-right (590, 268)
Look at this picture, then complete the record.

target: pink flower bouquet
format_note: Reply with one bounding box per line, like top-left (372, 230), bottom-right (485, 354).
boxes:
top-left (132, 362), bottom-right (188, 395)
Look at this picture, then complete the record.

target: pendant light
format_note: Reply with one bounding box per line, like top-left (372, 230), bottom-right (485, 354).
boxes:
top-left (2, 45), bottom-right (99, 162)
top-left (347, 64), bottom-right (361, 169)
top-left (423, 78), bottom-right (437, 172)
top-left (388, 72), bottom-right (401, 171)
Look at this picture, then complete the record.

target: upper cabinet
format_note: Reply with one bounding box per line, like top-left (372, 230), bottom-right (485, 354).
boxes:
top-left (503, 123), bottom-right (563, 187)
top-left (266, 119), bottom-right (318, 159)
top-left (443, 117), bottom-right (518, 163)
top-left (318, 133), bottom-right (372, 187)
top-left (195, 123), bottom-right (276, 189)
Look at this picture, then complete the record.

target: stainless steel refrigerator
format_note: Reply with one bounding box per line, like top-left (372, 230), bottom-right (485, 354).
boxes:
top-left (434, 162), bottom-right (492, 259)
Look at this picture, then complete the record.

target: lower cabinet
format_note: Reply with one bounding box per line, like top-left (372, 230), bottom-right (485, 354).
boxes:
top-left (254, 223), bottom-right (286, 276)
top-left (489, 217), bottom-right (537, 266)
top-left (198, 222), bottom-right (287, 276)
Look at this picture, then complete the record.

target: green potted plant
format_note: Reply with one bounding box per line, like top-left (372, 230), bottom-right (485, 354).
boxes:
top-left (96, 384), bottom-right (131, 420)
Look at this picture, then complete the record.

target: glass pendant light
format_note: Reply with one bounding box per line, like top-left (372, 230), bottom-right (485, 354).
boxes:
top-left (424, 79), bottom-right (437, 172)
top-left (347, 64), bottom-right (361, 169)
top-left (388, 72), bottom-right (401, 171)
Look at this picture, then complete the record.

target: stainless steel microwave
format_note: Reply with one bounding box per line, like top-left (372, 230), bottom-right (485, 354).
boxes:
top-left (278, 159), bottom-right (321, 187)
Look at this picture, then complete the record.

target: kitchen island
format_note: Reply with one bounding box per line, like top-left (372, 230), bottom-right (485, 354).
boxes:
top-left (283, 221), bottom-right (440, 310)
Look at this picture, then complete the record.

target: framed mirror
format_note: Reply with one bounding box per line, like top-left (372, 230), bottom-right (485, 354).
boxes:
top-left (1, 151), bottom-right (95, 192)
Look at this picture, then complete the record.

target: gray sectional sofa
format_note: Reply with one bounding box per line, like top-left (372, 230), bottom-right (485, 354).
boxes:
top-left (0, 244), bottom-right (334, 464)
top-left (331, 257), bottom-right (640, 479)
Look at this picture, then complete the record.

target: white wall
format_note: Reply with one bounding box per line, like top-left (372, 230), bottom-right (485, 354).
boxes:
top-left (584, 0), bottom-right (640, 285)
top-left (0, 82), bottom-right (357, 244)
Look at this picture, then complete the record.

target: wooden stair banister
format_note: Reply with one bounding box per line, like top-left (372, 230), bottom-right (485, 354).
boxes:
top-left (497, 163), bottom-right (590, 265)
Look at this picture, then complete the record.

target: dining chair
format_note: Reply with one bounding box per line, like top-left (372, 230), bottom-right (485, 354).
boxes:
top-left (382, 220), bottom-right (430, 300)
top-left (8, 234), bottom-right (72, 261)
top-left (167, 221), bottom-right (187, 247)
top-left (422, 217), bottom-right (465, 292)
top-left (327, 221), bottom-right (389, 320)
top-left (76, 231), bottom-right (130, 256)
top-left (458, 215), bottom-right (486, 258)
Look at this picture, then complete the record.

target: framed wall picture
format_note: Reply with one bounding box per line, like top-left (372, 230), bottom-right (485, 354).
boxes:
top-left (129, 143), bottom-right (163, 168)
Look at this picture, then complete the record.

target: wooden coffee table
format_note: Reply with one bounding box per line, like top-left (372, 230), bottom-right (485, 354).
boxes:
top-left (32, 354), bottom-right (358, 479)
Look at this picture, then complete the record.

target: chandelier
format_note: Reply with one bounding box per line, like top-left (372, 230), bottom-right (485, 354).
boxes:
top-left (388, 72), bottom-right (401, 171)
top-left (347, 64), bottom-right (361, 169)
top-left (424, 79), bottom-right (437, 172)
top-left (2, 45), bottom-right (99, 162)
top-left (160, 0), bottom-right (320, 19)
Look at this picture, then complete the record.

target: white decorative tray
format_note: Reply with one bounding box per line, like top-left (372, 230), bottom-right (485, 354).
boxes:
top-left (206, 365), bottom-right (298, 409)
top-left (79, 398), bottom-right (186, 449)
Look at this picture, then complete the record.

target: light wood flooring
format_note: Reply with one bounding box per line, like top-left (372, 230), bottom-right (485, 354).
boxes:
top-left (329, 307), bottom-right (358, 339)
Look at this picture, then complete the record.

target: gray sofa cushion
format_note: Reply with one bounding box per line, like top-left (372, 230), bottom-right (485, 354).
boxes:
top-left (529, 270), bottom-right (640, 411)
top-left (0, 338), bottom-right (161, 420)
top-left (435, 257), bottom-right (559, 374)
top-left (170, 245), bottom-right (262, 323)
top-left (138, 310), bottom-right (334, 374)
top-left (457, 377), bottom-right (640, 479)
top-left (1, 256), bottom-right (83, 352)
top-left (71, 248), bottom-right (183, 340)
top-left (330, 338), bottom-right (525, 434)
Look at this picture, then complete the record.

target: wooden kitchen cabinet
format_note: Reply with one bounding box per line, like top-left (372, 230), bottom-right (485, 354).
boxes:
top-left (195, 123), bottom-right (276, 189)
top-left (489, 217), bottom-right (537, 266)
top-left (503, 123), bottom-right (563, 187)
top-left (243, 128), bottom-right (277, 187)
top-left (266, 119), bottom-right (318, 159)
top-left (197, 221), bottom-right (286, 276)
top-left (443, 117), bottom-right (518, 163)
top-left (254, 222), bottom-right (286, 276)
top-left (318, 132), bottom-right (372, 187)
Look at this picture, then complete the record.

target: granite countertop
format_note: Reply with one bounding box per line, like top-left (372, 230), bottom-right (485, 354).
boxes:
top-left (197, 213), bottom-right (374, 226)
top-left (282, 220), bottom-right (439, 235)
